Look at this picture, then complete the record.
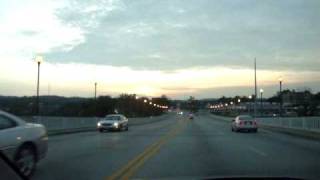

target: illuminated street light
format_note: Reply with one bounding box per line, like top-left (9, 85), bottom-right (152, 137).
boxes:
top-left (144, 99), bottom-right (147, 103)
top-left (238, 99), bottom-right (241, 103)
top-left (248, 95), bottom-right (252, 99)
top-left (260, 88), bottom-right (264, 116)
top-left (149, 102), bottom-right (152, 105)
top-left (135, 96), bottom-right (139, 100)
top-left (230, 102), bottom-right (233, 105)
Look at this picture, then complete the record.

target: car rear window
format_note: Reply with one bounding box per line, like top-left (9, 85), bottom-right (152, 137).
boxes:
top-left (239, 116), bottom-right (254, 121)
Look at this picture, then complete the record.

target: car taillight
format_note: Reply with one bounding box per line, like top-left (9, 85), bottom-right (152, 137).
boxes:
top-left (253, 121), bottom-right (257, 125)
top-left (239, 121), bottom-right (243, 125)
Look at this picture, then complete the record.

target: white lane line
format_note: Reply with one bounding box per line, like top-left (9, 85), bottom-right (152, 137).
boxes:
top-left (249, 146), bottom-right (268, 157)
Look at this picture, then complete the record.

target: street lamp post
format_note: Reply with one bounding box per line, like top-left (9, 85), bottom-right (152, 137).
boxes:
top-left (260, 89), bottom-right (264, 117)
top-left (248, 95), bottom-right (252, 115)
top-left (278, 77), bottom-right (283, 117)
top-left (35, 56), bottom-right (43, 116)
top-left (237, 99), bottom-right (241, 115)
top-left (94, 82), bottom-right (97, 116)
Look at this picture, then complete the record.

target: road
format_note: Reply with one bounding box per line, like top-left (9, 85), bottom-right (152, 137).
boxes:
top-left (33, 112), bottom-right (320, 180)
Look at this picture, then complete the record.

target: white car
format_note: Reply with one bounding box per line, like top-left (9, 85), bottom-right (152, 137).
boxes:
top-left (231, 115), bottom-right (258, 133)
top-left (97, 114), bottom-right (129, 132)
top-left (0, 110), bottom-right (48, 177)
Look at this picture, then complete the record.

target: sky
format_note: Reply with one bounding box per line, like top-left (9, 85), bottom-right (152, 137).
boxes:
top-left (1, 0), bottom-right (320, 99)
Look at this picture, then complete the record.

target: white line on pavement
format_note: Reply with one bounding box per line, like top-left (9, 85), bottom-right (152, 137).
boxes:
top-left (249, 146), bottom-right (268, 157)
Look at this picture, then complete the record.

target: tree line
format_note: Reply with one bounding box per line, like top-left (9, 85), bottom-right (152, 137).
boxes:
top-left (0, 94), bottom-right (170, 118)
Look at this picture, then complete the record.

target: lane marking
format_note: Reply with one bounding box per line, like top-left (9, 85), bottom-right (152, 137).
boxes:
top-left (106, 118), bottom-right (186, 180)
top-left (249, 146), bottom-right (267, 157)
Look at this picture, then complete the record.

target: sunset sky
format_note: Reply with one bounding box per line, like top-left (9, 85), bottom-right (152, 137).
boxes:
top-left (1, 0), bottom-right (320, 99)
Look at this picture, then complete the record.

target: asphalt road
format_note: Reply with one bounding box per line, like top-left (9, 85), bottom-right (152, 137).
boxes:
top-left (32, 112), bottom-right (320, 180)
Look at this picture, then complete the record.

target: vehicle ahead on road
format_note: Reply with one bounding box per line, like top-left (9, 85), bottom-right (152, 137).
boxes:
top-left (0, 110), bottom-right (48, 177)
top-left (188, 112), bottom-right (194, 120)
top-left (97, 114), bottom-right (129, 132)
top-left (231, 115), bottom-right (258, 133)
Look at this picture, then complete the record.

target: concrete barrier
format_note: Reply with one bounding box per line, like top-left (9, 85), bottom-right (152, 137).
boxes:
top-left (21, 114), bottom-right (170, 135)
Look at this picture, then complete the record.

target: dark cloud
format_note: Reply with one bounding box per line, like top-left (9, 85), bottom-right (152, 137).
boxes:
top-left (45, 0), bottom-right (320, 71)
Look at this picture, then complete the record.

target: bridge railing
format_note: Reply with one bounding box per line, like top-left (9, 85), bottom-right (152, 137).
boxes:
top-left (21, 114), bottom-right (170, 132)
top-left (256, 117), bottom-right (320, 132)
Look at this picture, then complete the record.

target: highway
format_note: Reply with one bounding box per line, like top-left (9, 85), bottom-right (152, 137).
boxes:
top-left (33, 112), bottom-right (320, 180)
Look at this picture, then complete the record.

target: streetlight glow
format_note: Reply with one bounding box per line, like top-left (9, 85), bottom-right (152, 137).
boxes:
top-left (35, 55), bottom-right (43, 64)
top-left (230, 102), bottom-right (233, 105)
top-left (238, 99), bottom-right (241, 103)
top-left (144, 99), bottom-right (147, 103)
top-left (260, 89), bottom-right (264, 93)
top-left (248, 95), bottom-right (252, 99)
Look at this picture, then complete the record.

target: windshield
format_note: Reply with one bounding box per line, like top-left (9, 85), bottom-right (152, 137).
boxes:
top-left (1, 0), bottom-right (320, 180)
top-left (105, 116), bottom-right (121, 121)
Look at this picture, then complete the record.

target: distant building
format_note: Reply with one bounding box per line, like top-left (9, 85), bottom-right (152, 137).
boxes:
top-left (282, 90), bottom-right (312, 106)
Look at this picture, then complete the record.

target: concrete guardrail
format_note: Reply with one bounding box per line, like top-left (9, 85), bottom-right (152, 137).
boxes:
top-left (20, 114), bottom-right (170, 135)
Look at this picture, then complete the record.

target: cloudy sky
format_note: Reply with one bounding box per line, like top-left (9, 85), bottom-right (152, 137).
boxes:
top-left (1, 0), bottom-right (320, 99)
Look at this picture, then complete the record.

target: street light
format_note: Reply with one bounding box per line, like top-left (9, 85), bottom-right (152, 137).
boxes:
top-left (35, 55), bottom-right (43, 116)
top-left (149, 102), bottom-right (152, 105)
top-left (260, 89), bottom-right (264, 116)
top-left (230, 102), bottom-right (233, 105)
top-left (135, 96), bottom-right (139, 100)
top-left (248, 95), bottom-right (252, 115)
top-left (144, 99), bottom-right (147, 103)
top-left (94, 82), bottom-right (97, 116)
top-left (278, 77), bottom-right (283, 117)
top-left (238, 99), bottom-right (241, 103)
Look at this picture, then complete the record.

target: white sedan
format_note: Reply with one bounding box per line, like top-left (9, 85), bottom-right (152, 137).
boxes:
top-left (0, 110), bottom-right (48, 177)
top-left (97, 114), bottom-right (129, 132)
top-left (231, 115), bottom-right (258, 133)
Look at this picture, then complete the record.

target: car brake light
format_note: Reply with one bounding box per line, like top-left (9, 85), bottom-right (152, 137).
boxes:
top-left (239, 121), bottom-right (243, 125)
top-left (253, 121), bottom-right (257, 125)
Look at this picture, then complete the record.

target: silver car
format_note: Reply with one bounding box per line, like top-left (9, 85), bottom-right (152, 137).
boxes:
top-left (97, 114), bottom-right (129, 132)
top-left (0, 110), bottom-right (48, 177)
top-left (231, 115), bottom-right (258, 133)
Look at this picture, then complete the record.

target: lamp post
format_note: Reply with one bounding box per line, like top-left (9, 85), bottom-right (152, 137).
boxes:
top-left (237, 99), bottom-right (241, 115)
top-left (260, 89), bottom-right (264, 117)
top-left (248, 95), bottom-right (252, 115)
top-left (35, 55), bottom-right (43, 116)
top-left (94, 82), bottom-right (97, 116)
top-left (278, 77), bottom-right (283, 117)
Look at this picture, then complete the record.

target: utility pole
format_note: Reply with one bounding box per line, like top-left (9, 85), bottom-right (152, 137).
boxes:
top-left (254, 58), bottom-right (257, 118)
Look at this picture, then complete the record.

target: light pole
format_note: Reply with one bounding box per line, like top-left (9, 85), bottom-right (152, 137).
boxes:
top-left (35, 55), bottom-right (43, 116)
top-left (260, 89), bottom-right (264, 117)
top-left (248, 95), bottom-right (252, 115)
top-left (94, 82), bottom-right (97, 116)
top-left (237, 99), bottom-right (241, 115)
top-left (278, 77), bottom-right (283, 117)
